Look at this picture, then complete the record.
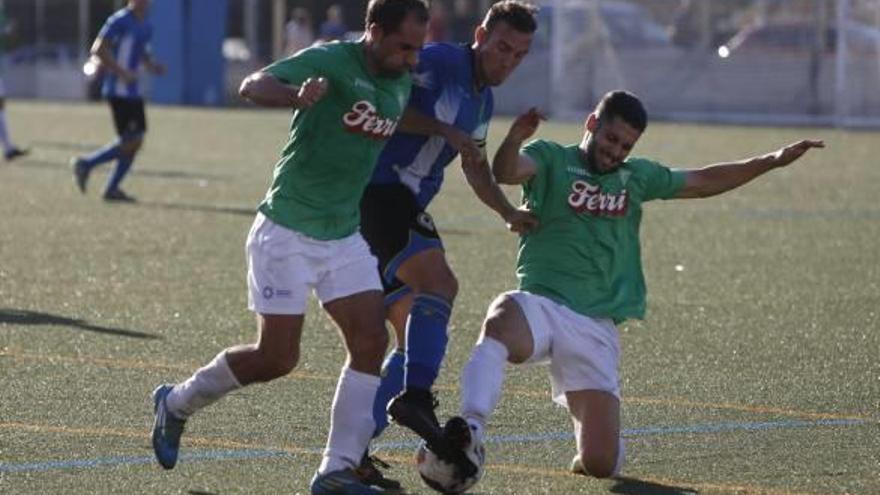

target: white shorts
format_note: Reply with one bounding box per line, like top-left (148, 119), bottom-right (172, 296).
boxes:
top-left (504, 290), bottom-right (621, 407)
top-left (246, 212), bottom-right (382, 315)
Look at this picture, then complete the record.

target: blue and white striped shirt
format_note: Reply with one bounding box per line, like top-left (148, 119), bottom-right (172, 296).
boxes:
top-left (371, 43), bottom-right (494, 208)
top-left (98, 8), bottom-right (153, 99)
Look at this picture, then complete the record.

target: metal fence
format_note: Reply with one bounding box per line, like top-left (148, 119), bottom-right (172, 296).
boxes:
top-left (4, 0), bottom-right (880, 127)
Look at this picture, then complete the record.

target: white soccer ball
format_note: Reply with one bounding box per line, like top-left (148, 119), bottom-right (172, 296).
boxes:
top-left (415, 439), bottom-right (485, 494)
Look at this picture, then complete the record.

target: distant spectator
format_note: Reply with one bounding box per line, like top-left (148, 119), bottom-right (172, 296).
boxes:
top-left (426, 1), bottom-right (450, 42)
top-left (319, 4), bottom-right (347, 41)
top-left (285, 7), bottom-right (314, 55)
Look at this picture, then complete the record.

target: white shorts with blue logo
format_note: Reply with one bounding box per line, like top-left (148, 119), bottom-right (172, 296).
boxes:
top-left (504, 290), bottom-right (621, 407)
top-left (246, 212), bottom-right (382, 315)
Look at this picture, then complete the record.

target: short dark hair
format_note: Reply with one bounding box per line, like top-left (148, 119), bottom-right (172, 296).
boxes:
top-left (596, 90), bottom-right (648, 132)
top-left (366, 0), bottom-right (429, 35)
top-left (482, 1), bottom-right (539, 34)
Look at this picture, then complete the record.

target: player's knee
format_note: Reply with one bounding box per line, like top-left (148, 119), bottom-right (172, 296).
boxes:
top-left (482, 313), bottom-right (529, 363)
top-left (579, 449), bottom-right (617, 479)
top-left (121, 137), bottom-right (142, 155)
top-left (417, 269), bottom-right (458, 301)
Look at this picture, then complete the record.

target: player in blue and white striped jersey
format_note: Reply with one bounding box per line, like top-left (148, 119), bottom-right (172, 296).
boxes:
top-left (357, 1), bottom-right (538, 487)
top-left (72, 0), bottom-right (165, 202)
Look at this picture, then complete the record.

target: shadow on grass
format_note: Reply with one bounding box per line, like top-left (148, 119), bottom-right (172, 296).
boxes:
top-left (188, 491), bottom-right (219, 495)
top-left (0, 309), bottom-right (162, 340)
top-left (9, 157), bottom-right (228, 181)
top-left (139, 200), bottom-right (255, 217)
top-left (610, 476), bottom-right (698, 495)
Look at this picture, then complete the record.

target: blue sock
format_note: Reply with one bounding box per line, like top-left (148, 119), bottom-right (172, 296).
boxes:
top-left (404, 293), bottom-right (452, 391)
top-left (105, 153), bottom-right (134, 193)
top-left (81, 140), bottom-right (121, 169)
top-left (372, 350), bottom-right (405, 437)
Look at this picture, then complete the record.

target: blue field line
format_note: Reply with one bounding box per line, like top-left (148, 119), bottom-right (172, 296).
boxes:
top-left (0, 418), bottom-right (864, 474)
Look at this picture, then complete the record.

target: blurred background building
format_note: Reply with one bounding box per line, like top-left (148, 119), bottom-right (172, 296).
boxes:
top-left (2, 0), bottom-right (879, 126)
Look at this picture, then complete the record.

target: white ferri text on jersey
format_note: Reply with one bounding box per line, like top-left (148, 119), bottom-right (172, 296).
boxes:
top-left (342, 100), bottom-right (400, 139)
top-left (567, 180), bottom-right (628, 216)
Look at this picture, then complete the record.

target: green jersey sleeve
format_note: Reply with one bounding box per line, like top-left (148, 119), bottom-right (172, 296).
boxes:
top-left (631, 158), bottom-right (687, 201)
top-left (521, 139), bottom-right (557, 212)
top-left (264, 44), bottom-right (329, 86)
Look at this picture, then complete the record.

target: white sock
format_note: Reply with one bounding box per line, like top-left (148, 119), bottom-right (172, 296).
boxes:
top-left (460, 336), bottom-right (509, 440)
top-left (317, 367), bottom-right (380, 474)
top-left (166, 351), bottom-right (242, 418)
top-left (612, 438), bottom-right (626, 476)
top-left (0, 110), bottom-right (11, 151)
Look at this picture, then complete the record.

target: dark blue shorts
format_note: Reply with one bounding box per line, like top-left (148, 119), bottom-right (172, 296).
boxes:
top-left (360, 183), bottom-right (444, 305)
top-left (109, 97), bottom-right (146, 139)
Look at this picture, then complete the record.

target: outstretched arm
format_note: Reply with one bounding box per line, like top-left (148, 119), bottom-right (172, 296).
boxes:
top-left (239, 71), bottom-right (327, 109)
top-left (492, 108), bottom-right (545, 185)
top-left (677, 139), bottom-right (825, 199)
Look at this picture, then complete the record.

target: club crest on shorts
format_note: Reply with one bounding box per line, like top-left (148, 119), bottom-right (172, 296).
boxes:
top-left (417, 212), bottom-right (436, 232)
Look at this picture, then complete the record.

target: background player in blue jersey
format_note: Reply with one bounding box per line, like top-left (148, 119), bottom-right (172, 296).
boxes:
top-left (72, 0), bottom-right (165, 202)
top-left (0, 3), bottom-right (27, 161)
top-left (356, 0), bottom-right (538, 485)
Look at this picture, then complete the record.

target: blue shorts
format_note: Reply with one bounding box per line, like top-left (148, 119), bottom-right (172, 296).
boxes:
top-left (359, 183), bottom-right (444, 306)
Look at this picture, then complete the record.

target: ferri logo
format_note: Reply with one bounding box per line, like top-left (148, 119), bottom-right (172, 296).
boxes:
top-left (342, 100), bottom-right (400, 140)
top-left (567, 180), bottom-right (628, 216)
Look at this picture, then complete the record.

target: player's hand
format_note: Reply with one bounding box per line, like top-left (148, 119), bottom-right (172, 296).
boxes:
top-left (770, 139), bottom-right (824, 168)
top-left (295, 77), bottom-right (328, 109)
top-left (503, 206), bottom-right (539, 234)
top-left (508, 107), bottom-right (546, 143)
top-left (118, 68), bottom-right (138, 84)
top-left (149, 62), bottom-right (167, 76)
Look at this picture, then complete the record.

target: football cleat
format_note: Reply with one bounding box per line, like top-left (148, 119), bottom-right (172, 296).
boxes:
top-left (354, 454), bottom-right (402, 493)
top-left (151, 384), bottom-right (186, 469)
top-left (71, 157), bottom-right (89, 193)
top-left (310, 469), bottom-right (386, 495)
top-left (4, 147), bottom-right (28, 161)
top-left (103, 188), bottom-right (136, 202)
top-left (387, 388), bottom-right (451, 459)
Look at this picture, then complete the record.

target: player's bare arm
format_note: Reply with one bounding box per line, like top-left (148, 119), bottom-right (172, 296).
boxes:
top-left (143, 52), bottom-right (166, 75)
top-left (92, 36), bottom-right (136, 83)
top-left (239, 72), bottom-right (328, 109)
top-left (492, 107), bottom-right (545, 185)
top-left (399, 107), bottom-right (481, 162)
top-left (460, 150), bottom-right (538, 234)
top-left (677, 139), bottom-right (825, 199)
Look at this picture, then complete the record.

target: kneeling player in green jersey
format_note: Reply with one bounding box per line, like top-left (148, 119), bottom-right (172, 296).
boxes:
top-left (448, 91), bottom-right (823, 484)
top-left (149, 1), bottom-right (429, 494)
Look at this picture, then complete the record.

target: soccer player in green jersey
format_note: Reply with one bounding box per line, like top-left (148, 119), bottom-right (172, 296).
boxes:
top-left (450, 90), bottom-right (823, 484)
top-left (149, 1), bottom-right (428, 493)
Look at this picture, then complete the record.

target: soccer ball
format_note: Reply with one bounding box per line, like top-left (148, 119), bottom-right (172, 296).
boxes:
top-left (415, 438), bottom-right (485, 494)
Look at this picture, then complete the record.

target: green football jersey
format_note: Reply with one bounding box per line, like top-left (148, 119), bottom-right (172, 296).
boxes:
top-left (258, 41), bottom-right (412, 240)
top-left (517, 139), bottom-right (687, 322)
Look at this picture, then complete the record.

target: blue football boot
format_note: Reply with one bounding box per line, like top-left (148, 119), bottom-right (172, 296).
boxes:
top-left (151, 384), bottom-right (186, 469)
